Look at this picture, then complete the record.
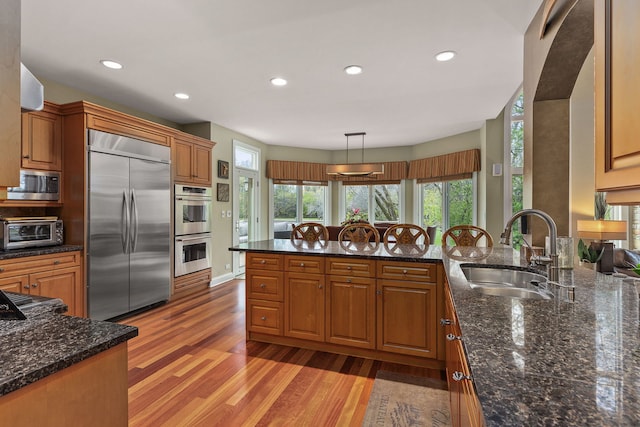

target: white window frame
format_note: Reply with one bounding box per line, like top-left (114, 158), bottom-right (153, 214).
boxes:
top-left (413, 173), bottom-right (478, 232)
top-left (338, 181), bottom-right (404, 224)
top-left (504, 88), bottom-right (524, 223)
top-left (268, 180), bottom-right (331, 237)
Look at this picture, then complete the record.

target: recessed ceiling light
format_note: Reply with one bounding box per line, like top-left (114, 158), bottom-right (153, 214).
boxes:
top-left (435, 51), bottom-right (456, 62)
top-left (100, 59), bottom-right (123, 70)
top-left (174, 92), bottom-right (190, 100)
top-left (344, 65), bottom-right (363, 75)
top-left (270, 77), bottom-right (287, 86)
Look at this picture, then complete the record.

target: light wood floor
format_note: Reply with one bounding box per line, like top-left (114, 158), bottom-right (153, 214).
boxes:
top-left (123, 280), bottom-right (444, 426)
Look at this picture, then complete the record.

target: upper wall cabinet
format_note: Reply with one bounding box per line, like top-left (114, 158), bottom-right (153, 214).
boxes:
top-left (21, 101), bottom-right (62, 171)
top-left (173, 134), bottom-right (214, 186)
top-left (595, 0), bottom-right (640, 197)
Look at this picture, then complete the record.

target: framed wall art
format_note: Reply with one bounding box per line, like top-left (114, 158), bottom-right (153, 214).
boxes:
top-left (218, 160), bottom-right (229, 179)
top-left (217, 183), bottom-right (229, 202)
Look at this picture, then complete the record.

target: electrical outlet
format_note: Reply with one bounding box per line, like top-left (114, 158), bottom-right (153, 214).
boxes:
top-left (225, 263), bottom-right (231, 270)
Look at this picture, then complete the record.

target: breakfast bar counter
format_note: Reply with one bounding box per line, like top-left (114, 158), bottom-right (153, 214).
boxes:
top-left (232, 240), bottom-right (640, 426)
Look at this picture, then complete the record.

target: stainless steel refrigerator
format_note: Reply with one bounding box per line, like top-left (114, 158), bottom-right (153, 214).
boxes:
top-left (88, 130), bottom-right (171, 320)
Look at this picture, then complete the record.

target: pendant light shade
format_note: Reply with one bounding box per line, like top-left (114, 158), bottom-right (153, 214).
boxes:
top-left (327, 132), bottom-right (384, 176)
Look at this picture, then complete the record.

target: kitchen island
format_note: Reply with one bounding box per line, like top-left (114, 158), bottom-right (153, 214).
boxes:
top-left (232, 239), bottom-right (640, 426)
top-left (0, 293), bottom-right (137, 426)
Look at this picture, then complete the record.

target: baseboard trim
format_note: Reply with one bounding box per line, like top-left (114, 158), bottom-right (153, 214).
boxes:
top-left (210, 272), bottom-right (235, 287)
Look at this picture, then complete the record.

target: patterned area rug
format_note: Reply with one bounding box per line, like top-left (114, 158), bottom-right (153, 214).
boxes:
top-left (362, 371), bottom-right (452, 427)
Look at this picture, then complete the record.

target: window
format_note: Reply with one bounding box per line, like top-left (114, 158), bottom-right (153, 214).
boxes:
top-left (419, 177), bottom-right (476, 244)
top-left (272, 182), bottom-right (328, 237)
top-left (505, 89), bottom-right (524, 248)
top-left (234, 144), bottom-right (259, 170)
top-left (342, 183), bottom-right (401, 224)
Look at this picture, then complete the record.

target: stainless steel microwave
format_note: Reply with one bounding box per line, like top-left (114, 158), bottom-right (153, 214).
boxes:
top-left (7, 169), bottom-right (60, 201)
top-left (0, 218), bottom-right (63, 250)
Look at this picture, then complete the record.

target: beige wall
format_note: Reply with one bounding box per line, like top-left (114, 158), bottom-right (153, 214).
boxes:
top-left (480, 110), bottom-right (506, 240)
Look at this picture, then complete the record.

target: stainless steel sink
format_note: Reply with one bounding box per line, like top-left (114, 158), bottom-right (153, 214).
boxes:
top-left (460, 265), bottom-right (554, 300)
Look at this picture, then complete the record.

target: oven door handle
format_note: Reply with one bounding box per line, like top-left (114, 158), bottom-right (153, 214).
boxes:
top-left (175, 234), bottom-right (211, 243)
top-left (175, 197), bottom-right (211, 202)
top-left (122, 189), bottom-right (130, 254)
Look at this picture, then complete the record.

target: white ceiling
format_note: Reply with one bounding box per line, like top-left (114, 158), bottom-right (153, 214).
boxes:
top-left (21, 0), bottom-right (542, 150)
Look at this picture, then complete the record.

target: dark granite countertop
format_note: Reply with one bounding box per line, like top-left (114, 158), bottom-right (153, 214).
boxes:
top-left (0, 244), bottom-right (84, 260)
top-left (0, 296), bottom-right (137, 397)
top-left (233, 240), bottom-right (640, 426)
top-left (229, 238), bottom-right (443, 261)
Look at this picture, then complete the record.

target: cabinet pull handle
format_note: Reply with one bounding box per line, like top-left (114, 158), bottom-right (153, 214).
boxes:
top-left (440, 318), bottom-right (452, 326)
top-left (452, 371), bottom-right (472, 382)
top-left (446, 333), bottom-right (462, 341)
top-left (23, 155), bottom-right (30, 159)
top-left (261, 316), bottom-right (267, 321)
top-left (260, 283), bottom-right (266, 288)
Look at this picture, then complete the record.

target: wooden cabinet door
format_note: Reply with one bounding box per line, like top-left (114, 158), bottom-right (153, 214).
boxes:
top-left (30, 266), bottom-right (83, 317)
top-left (173, 138), bottom-right (194, 183)
top-left (0, 275), bottom-right (29, 294)
top-left (376, 279), bottom-right (437, 358)
top-left (595, 0), bottom-right (640, 192)
top-left (21, 109), bottom-right (62, 171)
top-left (326, 275), bottom-right (375, 349)
top-left (192, 143), bottom-right (212, 185)
top-left (284, 272), bottom-right (325, 341)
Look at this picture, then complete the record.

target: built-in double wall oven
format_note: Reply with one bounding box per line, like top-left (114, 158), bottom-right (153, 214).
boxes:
top-left (174, 184), bottom-right (212, 277)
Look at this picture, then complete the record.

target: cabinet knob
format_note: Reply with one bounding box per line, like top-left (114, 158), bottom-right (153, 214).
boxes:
top-left (299, 263), bottom-right (305, 267)
top-left (260, 260), bottom-right (266, 264)
top-left (0, 267), bottom-right (4, 273)
top-left (402, 269), bottom-right (408, 274)
top-left (318, 284), bottom-right (323, 289)
top-left (452, 371), bottom-right (472, 382)
top-left (23, 155), bottom-right (30, 159)
top-left (261, 316), bottom-right (267, 321)
top-left (440, 318), bottom-right (452, 326)
top-left (23, 285), bottom-right (30, 289)
top-left (53, 260), bottom-right (61, 265)
top-left (446, 333), bottom-right (462, 341)
top-left (32, 283), bottom-right (38, 288)
top-left (346, 279), bottom-right (352, 283)
top-left (347, 266), bottom-right (352, 270)
top-left (376, 290), bottom-right (382, 295)
top-left (260, 283), bottom-right (266, 289)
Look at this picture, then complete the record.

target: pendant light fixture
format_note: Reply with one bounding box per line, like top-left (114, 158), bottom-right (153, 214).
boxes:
top-left (327, 132), bottom-right (384, 176)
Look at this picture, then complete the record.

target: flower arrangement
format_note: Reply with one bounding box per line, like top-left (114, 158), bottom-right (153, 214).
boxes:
top-left (342, 208), bottom-right (368, 225)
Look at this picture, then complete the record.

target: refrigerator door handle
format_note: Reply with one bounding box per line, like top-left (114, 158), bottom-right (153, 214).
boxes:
top-left (131, 188), bottom-right (139, 253)
top-left (122, 189), bottom-right (130, 253)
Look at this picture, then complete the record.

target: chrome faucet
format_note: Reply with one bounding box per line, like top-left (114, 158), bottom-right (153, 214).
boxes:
top-left (500, 209), bottom-right (559, 282)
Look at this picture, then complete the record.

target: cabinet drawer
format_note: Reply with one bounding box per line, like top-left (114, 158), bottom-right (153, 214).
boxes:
top-left (284, 255), bottom-right (325, 274)
top-left (327, 257), bottom-right (375, 278)
top-left (377, 261), bottom-right (437, 282)
top-left (246, 253), bottom-right (282, 271)
top-left (247, 270), bottom-right (284, 301)
top-left (0, 252), bottom-right (81, 278)
top-left (247, 299), bottom-right (283, 336)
